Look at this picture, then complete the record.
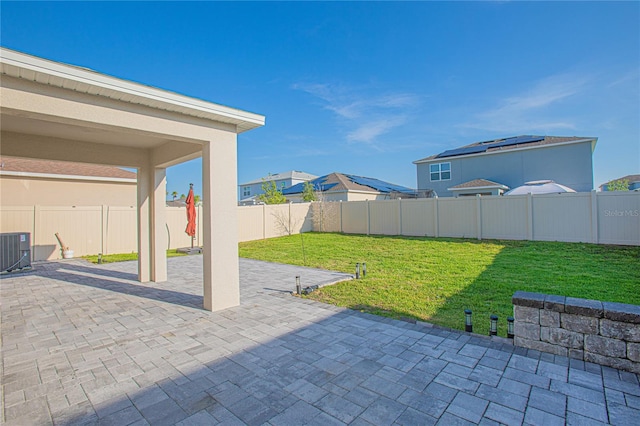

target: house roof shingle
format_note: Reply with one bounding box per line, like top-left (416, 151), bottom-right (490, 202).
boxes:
top-left (0, 157), bottom-right (136, 180)
top-left (240, 170), bottom-right (318, 186)
top-left (283, 172), bottom-right (414, 195)
top-left (448, 179), bottom-right (509, 190)
top-left (413, 135), bottom-right (596, 163)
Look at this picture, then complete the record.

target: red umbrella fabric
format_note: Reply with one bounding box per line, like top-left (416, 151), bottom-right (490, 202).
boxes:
top-left (185, 185), bottom-right (196, 238)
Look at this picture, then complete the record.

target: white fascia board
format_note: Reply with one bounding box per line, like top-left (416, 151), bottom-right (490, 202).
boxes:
top-left (0, 48), bottom-right (265, 131)
top-left (0, 170), bottom-right (136, 183)
top-left (413, 138), bottom-right (598, 165)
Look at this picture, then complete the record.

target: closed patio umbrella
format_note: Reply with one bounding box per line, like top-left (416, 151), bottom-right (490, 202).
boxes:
top-left (185, 183), bottom-right (196, 248)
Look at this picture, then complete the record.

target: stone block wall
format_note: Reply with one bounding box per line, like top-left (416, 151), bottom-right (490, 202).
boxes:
top-left (512, 291), bottom-right (640, 373)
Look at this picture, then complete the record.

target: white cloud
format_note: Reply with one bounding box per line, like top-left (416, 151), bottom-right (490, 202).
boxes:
top-left (462, 72), bottom-right (591, 133)
top-left (292, 82), bottom-right (420, 145)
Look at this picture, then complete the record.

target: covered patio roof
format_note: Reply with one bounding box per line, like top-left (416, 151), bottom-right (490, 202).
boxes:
top-left (0, 47), bottom-right (265, 311)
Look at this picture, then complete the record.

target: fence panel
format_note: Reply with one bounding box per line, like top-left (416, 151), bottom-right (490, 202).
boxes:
top-left (341, 201), bottom-right (368, 234)
top-left (165, 207), bottom-right (193, 249)
top-left (104, 206), bottom-right (137, 255)
top-left (532, 193), bottom-right (592, 243)
top-left (291, 202), bottom-right (314, 234)
top-left (0, 206), bottom-right (35, 235)
top-left (400, 199), bottom-right (435, 236)
top-left (369, 200), bottom-right (400, 235)
top-left (437, 197), bottom-right (477, 238)
top-left (481, 196), bottom-right (528, 240)
top-left (264, 204), bottom-right (291, 238)
top-left (597, 192), bottom-right (640, 245)
top-left (238, 205), bottom-right (265, 242)
top-left (313, 202), bottom-right (342, 232)
top-left (36, 206), bottom-right (102, 260)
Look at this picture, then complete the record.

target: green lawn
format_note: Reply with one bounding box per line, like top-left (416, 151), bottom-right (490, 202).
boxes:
top-left (82, 249), bottom-right (187, 264)
top-left (239, 232), bottom-right (640, 336)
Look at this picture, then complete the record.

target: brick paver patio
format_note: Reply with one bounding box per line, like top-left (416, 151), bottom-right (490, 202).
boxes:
top-left (1, 256), bottom-right (639, 425)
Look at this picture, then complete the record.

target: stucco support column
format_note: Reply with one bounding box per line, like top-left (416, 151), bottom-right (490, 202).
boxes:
top-left (151, 168), bottom-right (167, 282)
top-left (202, 135), bottom-right (240, 311)
top-left (137, 163), bottom-right (151, 282)
top-left (137, 163), bottom-right (168, 283)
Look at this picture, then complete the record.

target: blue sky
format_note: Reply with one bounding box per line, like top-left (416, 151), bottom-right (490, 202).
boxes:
top-left (2, 1), bottom-right (638, 196)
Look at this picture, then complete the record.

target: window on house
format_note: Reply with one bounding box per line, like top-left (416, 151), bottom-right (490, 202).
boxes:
top-left (430, 162), bottom-right (451, 181)
top-left (242, 186), bottom-right (251, 197)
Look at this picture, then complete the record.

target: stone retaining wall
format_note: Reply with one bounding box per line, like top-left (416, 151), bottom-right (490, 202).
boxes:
top-left (512, 291), bottom-right (640, 373)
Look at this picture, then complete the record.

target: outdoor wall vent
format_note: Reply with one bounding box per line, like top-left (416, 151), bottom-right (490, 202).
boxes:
top-left (1, 232), bottom-right (32, 273)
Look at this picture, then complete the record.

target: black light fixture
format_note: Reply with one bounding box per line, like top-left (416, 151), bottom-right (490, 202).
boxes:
top-left (355, 263), bottom-right (360, 279)
top-left (489, 315), bottom-right (498, 336)
top-left (296, 276), bottom-right (301, 295)
top-left (362, 262), bottom-right (367, 277)
top-left (507, 316), bottom-right (514, 339)
top-left (464, 309), bottom-right (473, 332)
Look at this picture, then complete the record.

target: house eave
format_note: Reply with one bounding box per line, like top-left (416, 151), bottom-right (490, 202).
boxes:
top-left (0, 170), bottom-right (137, 183)
top-left (1, 48), bottom-right (265, 133)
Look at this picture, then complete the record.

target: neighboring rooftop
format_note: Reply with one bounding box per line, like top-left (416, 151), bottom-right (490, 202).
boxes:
top-left (414, 135), bottom-right (597, 163)
top-left (240, 170), bottom-right (318, 186)
top-left (283, 172), bottom-right (415, 195)
top-left (448, 178), bottom-right (509, 190)
top-left (0, 156), bottom-right (136, 181)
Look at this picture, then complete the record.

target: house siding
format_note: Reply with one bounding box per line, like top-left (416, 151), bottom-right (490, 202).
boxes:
top-left (417, 142), bottom-right (594, 197)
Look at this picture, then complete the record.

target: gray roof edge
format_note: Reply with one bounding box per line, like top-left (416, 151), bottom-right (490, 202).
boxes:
top-left (413, 136), bottom-right (597, 164)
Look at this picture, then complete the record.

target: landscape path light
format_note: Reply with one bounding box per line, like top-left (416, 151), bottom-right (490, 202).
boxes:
top-left (507, 316), bottom-right (514, 339)
top-left (296, 276), bottom-right (301, 295)
top-left (464, 309), bottom-right (473, 333)
top-left (490, 315), bottom-right (498, 336)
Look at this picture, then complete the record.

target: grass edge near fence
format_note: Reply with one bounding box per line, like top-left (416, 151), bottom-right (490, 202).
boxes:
top-left (82, 249), bottom-right (188, 264)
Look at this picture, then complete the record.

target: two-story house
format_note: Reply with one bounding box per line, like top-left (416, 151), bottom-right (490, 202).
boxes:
top-left (413, 135), bottom-right (597, 197)
top-left (238, 170), bottom-right (317, 203)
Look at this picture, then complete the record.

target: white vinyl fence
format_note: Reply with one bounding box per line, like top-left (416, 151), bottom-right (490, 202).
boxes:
top-left (0, 203), bottom-right (314, 261)
top-left (314, 191), bottom-right (639, 246)
top-left (1, 192), bottom-right (637, 261)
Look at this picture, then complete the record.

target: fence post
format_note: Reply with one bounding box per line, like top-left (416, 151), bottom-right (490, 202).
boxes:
top-left (339, 200), bottom-right (343, 233)
top-left (434, 197), bottom-right (439, 238)
top-left (101, 205), bottom-right (107, 255)
top-left (527, 193), bottom-right (534, 240)
top-left (366, 200), bottom-right (370, 235)
top-left (262, 204), bottom-right (266, 239)
top-left (288, 201), bottom-right (292, 235)
top-left (398, 199), bottom-right (402, 236)
top-left (591, 190), bottom-right (599, 244)
top-left (32, 205), bottom-right (39, 262)
top-left (476, 194), bottom-right (482, 240)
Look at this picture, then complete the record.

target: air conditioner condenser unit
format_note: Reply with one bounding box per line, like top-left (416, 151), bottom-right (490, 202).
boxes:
top-left (1, 232), bottom-right (32, 273)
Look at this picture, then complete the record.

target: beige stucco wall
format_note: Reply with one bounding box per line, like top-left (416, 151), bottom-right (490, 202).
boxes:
top-left (0, 175), bottom-right (137, 206)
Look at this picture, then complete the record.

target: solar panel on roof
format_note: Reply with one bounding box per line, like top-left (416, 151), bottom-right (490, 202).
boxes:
top-left (488, 135), bottom-right (544, 149)
top-left (436, 145), bottom-right (488, 158)
top-left (345, 175), bottom-right (415, 193)
top-left (282, 176), bottom-right (337, 195)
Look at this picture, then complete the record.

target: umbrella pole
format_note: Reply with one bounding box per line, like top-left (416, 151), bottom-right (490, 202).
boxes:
top-left (191, 236), bottom-right (194, 249)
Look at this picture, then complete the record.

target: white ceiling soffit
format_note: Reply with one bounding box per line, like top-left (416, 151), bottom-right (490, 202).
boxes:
top-left (0, 48), bottom-right (265, 133)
